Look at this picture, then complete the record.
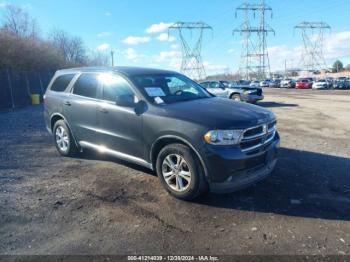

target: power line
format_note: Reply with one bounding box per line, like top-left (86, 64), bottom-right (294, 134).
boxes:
top-left (233, 0), bottom-right (275, 80)
top-left (169, 22), bottom-right (212, 80)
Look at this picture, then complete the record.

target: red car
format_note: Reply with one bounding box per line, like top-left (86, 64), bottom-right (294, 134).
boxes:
top-left (296, 79), bottom-right (312, 89)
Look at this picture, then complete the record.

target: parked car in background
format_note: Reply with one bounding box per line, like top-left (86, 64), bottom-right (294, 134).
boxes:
top-left (260, 80), bottom-right (271, 87)
top-left (280, 79), bottom-right (296, 88)
top-left (312, 79), bottom-right (331, 89)
top-left (200, 80), bottom-right (264, 103)
top-left (333, 77), bottom-right (350, 89)
top-left (44, 67), bottom-right (279, 200)
top-left (237, 80), bottom-right (252, 87)
top-left (296, 79), bottom-right (312, 89)
top-left (269, 79), bottom-right (281, 88)
top-left (250, 80), bottom-right (260, 88)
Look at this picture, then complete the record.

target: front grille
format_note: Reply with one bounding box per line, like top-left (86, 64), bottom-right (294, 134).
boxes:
top-left (240, 121), bottom-right (276, 153)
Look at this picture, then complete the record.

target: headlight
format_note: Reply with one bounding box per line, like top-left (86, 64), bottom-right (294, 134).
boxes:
top-left (204, 130), bottom-right (243, 145)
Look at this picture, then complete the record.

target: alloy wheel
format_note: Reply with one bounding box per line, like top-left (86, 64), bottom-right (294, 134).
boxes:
top-left (55, 126), bottom-right (69, 152)
top-left (162, 154), bottom-right (191, 192)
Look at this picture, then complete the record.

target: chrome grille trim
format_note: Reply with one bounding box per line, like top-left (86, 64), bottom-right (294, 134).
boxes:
top-left (240, 121), bottom-right (277, 152)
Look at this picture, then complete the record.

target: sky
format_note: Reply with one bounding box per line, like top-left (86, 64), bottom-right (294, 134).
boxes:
top-left (1, 0), bottom-right (350, 75)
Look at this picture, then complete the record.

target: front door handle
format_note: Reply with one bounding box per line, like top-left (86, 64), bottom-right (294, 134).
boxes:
top-left (63, 101), bottom-right (71, 106)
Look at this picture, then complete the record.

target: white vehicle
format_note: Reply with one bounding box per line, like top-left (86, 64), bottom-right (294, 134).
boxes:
top-left (312, 79), bottom-right (331, 89)
top-left (260, 80), bottom-right (271, 87)
top-left (280, 79), bottom-right (295, 88)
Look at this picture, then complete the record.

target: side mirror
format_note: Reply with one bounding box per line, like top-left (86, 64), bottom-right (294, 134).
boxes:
top-left (134, 100), bottom-right (147, 115)
top-left (115, 95), bottom-right (135, 108)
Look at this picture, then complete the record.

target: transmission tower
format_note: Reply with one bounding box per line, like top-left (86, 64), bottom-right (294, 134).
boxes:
top-left (233, 1), bottom-right (275, 80)
top-left (294, 21), bottom-right (331, 72)
top-left (169, 22), bottom-right (212, 80)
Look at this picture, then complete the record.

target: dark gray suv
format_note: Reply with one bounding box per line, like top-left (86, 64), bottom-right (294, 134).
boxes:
top-left (44, 67), bottom-right (279, 200)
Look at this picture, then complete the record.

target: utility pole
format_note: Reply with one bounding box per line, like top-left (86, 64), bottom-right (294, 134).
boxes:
top-left (294, 21), bottom-right (331, 72)
top-left (111, 49), bottom-right (115, 67)
top-left (284, 59), bottom-right (287, 78)
top-left (169, 22), bottom-right (212, 80)
top-left (234, 0), bottom-right (275, 80)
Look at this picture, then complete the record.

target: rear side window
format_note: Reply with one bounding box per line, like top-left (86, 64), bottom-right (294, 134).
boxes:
top-left (50, 74), bottom-right (75, 92)
top-left (72, 74), bottom-right (99, 99)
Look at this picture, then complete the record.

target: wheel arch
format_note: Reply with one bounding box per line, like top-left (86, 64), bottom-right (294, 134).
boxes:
top-left (150, 135), bottom-right (209, 180)
top-left (229, 92), bottom-right (242, 99)
top-left (50, 113), bottom-right (80, 150)
top-left (50, 113), bottom-right (66, 132)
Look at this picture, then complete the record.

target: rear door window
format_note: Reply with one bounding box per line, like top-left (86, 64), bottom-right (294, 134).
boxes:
top-left (50, 74), bottom-right (75, 92)
top-left (72, 73), bottom-right (99, 99)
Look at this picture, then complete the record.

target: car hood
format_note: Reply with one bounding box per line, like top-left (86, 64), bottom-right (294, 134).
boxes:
top-left (161, 97), bottom-right (275, 129)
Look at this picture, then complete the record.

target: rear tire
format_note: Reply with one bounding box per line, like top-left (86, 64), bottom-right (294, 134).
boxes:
top-left (156, 143), bottom-right (207, 200)
top-left (53, 120), bottom-right (78, 157)
top-left (231, 93), bottom-right (242, 102)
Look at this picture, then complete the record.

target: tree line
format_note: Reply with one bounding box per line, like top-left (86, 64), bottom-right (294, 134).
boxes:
top-left (0, 5), bottom-right (109, 72)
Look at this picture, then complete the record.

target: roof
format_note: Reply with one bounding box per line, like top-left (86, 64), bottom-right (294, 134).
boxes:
top-left (57, 66), bottom-right (178, 76)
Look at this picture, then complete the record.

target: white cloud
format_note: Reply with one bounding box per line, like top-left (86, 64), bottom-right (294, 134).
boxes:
top-left (124, 48), bottom-right (145, 61)
top-left (146, 22), bottom-right (173, 34)
top-left (104, 11), bottom-right (112, 16)
top-left (228, 48), bottom-right (235, 54)
top-left (122, 36), bottom-right (151, 45)
top-left (0, 2), bottom-right (8, 7)
top-left (203, 61), bottom-right (229, 74)
top-left (155, 50), bottom-right (182, 68)
top-left (170, 44), bottom-right (179, 49)
top-left (97, 43), bottom-right (111, 51)
top-left (97, 32), bottom-right (112, 37)
top-left (157, 33), bottom-right (175, 42)
top-left (324, 31), bottom-right (350, 60)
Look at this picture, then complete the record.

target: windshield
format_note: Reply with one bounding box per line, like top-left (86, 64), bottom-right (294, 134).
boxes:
top-left (130, 74), bottom-right (212, 104)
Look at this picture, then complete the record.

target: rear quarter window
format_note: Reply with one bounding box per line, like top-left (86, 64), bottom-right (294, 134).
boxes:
top-left (50, 74), bottom-right (75, 92)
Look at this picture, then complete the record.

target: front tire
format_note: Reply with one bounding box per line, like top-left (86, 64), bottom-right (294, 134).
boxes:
top-left (53, 120), bottom-right (78, 157)
top-left (156, 144), bottom-right (207, 200)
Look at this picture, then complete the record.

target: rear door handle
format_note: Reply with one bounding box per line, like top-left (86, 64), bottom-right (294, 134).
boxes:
top-left (63, 101), bottom-right (71, 106)
top-left (99, 108), bottom-right (108, 113)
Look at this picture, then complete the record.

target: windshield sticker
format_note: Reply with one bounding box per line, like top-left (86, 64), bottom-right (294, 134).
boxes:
top-left (145, 87), bottom-right (166, 97)
top-left (154, 97), bottom-right (164, 104)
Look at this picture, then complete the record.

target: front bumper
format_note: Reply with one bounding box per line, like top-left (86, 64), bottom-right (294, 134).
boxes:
top-left (202, 132), bottom-right (279, 193)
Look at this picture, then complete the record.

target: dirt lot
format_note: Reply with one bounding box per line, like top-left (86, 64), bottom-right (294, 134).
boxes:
top-left (1, 88), bottom-right (350, 256)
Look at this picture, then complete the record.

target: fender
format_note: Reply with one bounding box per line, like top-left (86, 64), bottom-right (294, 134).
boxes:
top-left (150, 135), bottom-right (210, 181)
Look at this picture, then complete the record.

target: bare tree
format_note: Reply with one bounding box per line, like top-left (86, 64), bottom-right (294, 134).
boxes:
top-left (87, 51), bottom-right (110, 66)
top-left (2, 5), bottom-right (39, 38)
top-left (50, 29), bottom-right (87, 66)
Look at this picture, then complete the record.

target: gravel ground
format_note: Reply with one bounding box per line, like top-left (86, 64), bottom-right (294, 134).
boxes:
top-left (0, 88), bottom-right (350, 256)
